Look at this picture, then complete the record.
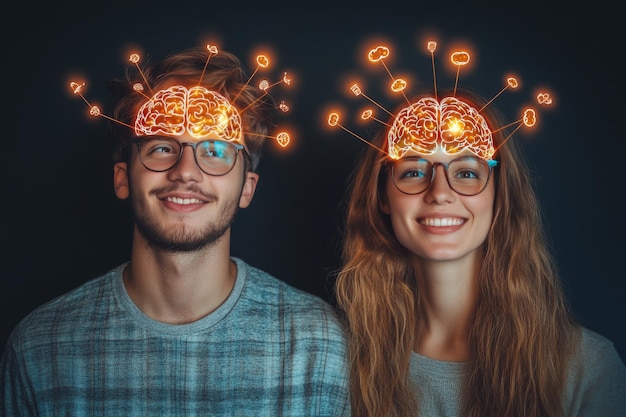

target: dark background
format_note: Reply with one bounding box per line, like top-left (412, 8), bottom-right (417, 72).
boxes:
top-left (5, 1), bottom-right (625, 364)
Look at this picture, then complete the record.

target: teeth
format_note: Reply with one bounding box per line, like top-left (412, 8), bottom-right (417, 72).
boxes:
top-left (420, 217), bottom-right (464, 226)
top-left (166, 197), bottom-right (202, 205)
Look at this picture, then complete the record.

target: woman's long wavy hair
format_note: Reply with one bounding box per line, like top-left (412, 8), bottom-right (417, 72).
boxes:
top-left (334, 90), bottom-right (580, 417)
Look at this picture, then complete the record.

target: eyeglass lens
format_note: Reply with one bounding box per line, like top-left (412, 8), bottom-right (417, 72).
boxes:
top-left (137, 136), bottom-right (240, 176)
top-left (391, 156), bottom-right (492, 196)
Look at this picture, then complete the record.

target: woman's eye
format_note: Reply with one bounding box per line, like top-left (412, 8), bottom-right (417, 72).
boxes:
top-left (456, 170), bottom-right (478, 179)
top-left (400, 169), bottom-right (425, 179)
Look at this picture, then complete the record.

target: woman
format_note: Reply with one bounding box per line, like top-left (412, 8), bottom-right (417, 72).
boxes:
top-left (333, 91), bottom-right (626, 417)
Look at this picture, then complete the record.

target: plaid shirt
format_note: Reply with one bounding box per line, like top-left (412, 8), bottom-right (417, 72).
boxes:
top-left (2, 258), bottom-right (351, 416)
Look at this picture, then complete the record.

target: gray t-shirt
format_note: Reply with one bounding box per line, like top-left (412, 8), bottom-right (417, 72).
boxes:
top-left (2, 257), bottom-right (351, 416)
top-left (410, 327), bottom-right (626, 416)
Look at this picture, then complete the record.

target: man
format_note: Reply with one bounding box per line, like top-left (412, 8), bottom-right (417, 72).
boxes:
top-left (2, 45), bottom-right (350, 416)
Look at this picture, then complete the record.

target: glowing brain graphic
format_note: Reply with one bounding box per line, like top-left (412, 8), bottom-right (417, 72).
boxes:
top-left (387, 96), bottom-right (494, 160)
top-left (134, 86), bottom-right (242, 141)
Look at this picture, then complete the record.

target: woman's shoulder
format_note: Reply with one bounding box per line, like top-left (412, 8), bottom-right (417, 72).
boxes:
top-left (576, 327), bottom-right (623, 362)
top-left (564, 327), bottom-right (626, 415)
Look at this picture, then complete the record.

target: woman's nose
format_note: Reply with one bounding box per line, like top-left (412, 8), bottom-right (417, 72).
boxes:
top-left (423, 164), bottom-right (455, 204)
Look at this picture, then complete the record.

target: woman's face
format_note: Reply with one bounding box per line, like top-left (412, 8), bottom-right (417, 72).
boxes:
top-left (381, 148), bottom-right (496, 264)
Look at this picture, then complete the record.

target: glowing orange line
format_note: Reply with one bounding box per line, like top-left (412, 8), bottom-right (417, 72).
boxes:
top-left (381, 60), bottom-right (409, 105)
top-left (371, 117), bottom-right (391, 128)
top-left (232, 66), bottom-right (260, 104)
top-left (493, 121), bottom-right (523, 153)
top-left (244, 131), bottom-right (275, 140)
top-left (133, 63), bottom-right (154, 96)
top-left (453, 66), bottom-right (460, 97)
top-left (77, 94), bottom-right (91, 107)
top-left (479, 85), bottom-right (509, 113)
top-left (239, 91), bottom-right (269, 114)
top-left (491, 119), bottom-right (520, 134)
top-left (98, 113), bottom-right (134, 129)
top-left (198, 51), bottom-right (217, 86)
top-left (360, 92), bottom-right (394, 117)
top-left (337, 124), bottom-right (388, 155)
top-left (431, 52), bottom-right (438, 102)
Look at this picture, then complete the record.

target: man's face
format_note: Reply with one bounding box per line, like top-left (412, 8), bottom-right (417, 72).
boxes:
top-left (113, 134), bottom-right (258, 252)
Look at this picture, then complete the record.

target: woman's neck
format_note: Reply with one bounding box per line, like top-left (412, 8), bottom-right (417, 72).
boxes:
top-left (412, 254), bottom-right (480, 361)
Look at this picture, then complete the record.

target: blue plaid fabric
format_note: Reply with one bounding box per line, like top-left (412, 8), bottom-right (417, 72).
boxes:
top-left (2, 258), bottom-right (350, 416)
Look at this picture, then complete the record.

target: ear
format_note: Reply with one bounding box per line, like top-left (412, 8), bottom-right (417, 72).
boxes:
top-left (239, 171), bottom-right (259, 209)
top-left (379, 193), bottom-right (390, 214)
top-left (380, 201), bottom-right (390, 214)
top-left (113, 162), bottom-right (129, 200)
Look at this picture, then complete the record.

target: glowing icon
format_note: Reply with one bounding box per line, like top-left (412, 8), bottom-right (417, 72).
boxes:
top-left (325, 38), bottom-right (554, 161)
top-left (537, 92), bottom-right (552, 105)
top-left (70, 81), bottom-right (85, 94)
top-left (450, 51), bottom-right (470, 66)
top-left (256, 54), bottom-right (269, 68)
top-left (391, 79), bottom-right (407, 92)
top-left (69, 44), bottom-right (295, 148)
top-left (523, 108), bottom-right (537, 127)
top-left (328, 112), bottom-right (339, 126)
top-left (276, 131), bottom-right (290, 147)
top-left (368, 46), bottom-right (390, 62)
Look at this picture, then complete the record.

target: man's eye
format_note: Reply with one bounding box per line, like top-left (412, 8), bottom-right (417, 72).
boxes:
top-left (153, 146), bottom-right (176, 154)
top-left (210, 150), bottom-right (225, 158)
top-left (198, 141), bottom-right (231, 159)
top-left (201, 149), bottom-right (227, 159)
top-left (147, 144), bottom-right (177, 155)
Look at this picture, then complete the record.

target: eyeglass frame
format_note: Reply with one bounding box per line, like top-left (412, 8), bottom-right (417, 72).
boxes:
top-left (385, 155), bottom-right (499, 196)
top-left (129, 135), bottom-right (251, 176)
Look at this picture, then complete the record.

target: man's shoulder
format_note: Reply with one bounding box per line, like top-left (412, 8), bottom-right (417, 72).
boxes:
top-left (237, 260), bottom-right (348, 352)
top-left (234, 258), bottom-right (345, 328)
top-left (7, 264), bottom-right (124, 348)
top-left (239, 259), bottom-right (330, 307)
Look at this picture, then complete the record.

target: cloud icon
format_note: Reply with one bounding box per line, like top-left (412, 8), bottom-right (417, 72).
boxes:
top-left (368, 46), bottom-right (390, 62)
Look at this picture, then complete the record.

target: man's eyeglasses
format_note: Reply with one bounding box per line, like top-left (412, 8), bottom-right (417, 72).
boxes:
top-left (387, 156), bottom-right (498, 196)
top-left (132, 136), bottom-right (250, 176)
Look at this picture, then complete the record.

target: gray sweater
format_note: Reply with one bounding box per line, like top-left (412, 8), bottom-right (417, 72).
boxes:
top-left (410, 327), bottom-right (626, 416)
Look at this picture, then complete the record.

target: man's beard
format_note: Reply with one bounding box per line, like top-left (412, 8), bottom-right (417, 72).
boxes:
top-left (130, 187), bottom-right (241, 253)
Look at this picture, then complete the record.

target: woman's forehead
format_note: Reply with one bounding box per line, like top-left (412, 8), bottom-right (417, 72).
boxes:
top-left (399, 147), bottom-right (477, 162)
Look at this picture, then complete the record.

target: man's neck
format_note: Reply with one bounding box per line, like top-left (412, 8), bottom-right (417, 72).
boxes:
top-left (122, 233), bottom-right (237, 324)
